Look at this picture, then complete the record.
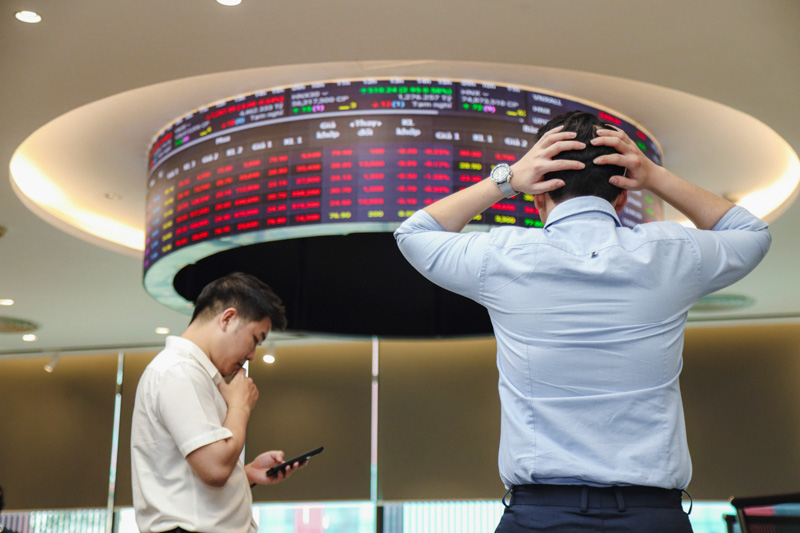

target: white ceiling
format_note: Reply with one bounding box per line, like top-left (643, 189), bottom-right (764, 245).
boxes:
top-left (2, 0), bottom-right (799, 355)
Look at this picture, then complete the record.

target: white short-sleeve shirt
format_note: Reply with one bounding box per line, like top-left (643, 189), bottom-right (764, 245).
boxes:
top-left (131, 336), bottom-right (257, 533)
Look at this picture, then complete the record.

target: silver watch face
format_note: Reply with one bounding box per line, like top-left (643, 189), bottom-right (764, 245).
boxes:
top-left (492, 164), bottom-right (511, 183)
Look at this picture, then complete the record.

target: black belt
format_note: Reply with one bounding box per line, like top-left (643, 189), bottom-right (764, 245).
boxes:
top-left (506, 484), bottom-right (685, 513)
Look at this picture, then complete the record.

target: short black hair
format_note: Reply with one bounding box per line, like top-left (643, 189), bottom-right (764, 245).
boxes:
top-left (190, 272), bottom-right (287, 331)
top-left (537, 111), bottom-right (625, 204)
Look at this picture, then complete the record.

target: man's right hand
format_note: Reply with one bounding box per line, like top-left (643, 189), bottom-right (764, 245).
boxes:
top-left (186, 371), bottom-right (259, 487)
top-left (219, 370), bottom-right (259, 413)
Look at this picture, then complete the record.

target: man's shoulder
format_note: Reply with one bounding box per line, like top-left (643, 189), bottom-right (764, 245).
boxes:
top-left (141, 347), bottom-right (209, 391)
top-left (486, 225), bottom-right (547, 246)
top-left (148, 345), bottom-right (185, 366)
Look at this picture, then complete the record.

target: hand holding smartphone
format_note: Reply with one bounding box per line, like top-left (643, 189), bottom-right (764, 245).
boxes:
top-left (266, 446), bottom-right (324, 477)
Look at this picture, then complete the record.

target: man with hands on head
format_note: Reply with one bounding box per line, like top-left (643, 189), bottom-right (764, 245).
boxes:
top-left (132, 272), bottom-right (305, 533)
top-left (395, 111), bottom-right (771, 532)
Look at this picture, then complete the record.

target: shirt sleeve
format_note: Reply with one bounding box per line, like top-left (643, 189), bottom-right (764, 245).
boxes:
top-left (686, 205), bottom-right (771, 295)
top-left (394, 210), bottom-right (489, 302)
top-left (156, 363), bottom-right (234, 457)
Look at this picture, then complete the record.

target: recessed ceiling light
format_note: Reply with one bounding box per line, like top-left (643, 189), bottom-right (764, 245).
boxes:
top-left (0, 317), bottom-right (38, 333)
top-left (217, 0), bottom-right (242, 5)
top-left (262, 354), bottom-right (275, 364)
top-left (155, 327), bottom-right (170, 335)
top-left (22, 334), bottom-right (37, 342)
top-left (0, 299), bottom-right (13, 306)
top-left (15, 10), bottom-right (42, 23)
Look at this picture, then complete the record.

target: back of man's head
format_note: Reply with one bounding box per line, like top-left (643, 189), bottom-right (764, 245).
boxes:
top-left (537, 111), bottom-right (625, 204)
top-left (190, 272), bottom-right (287, 330)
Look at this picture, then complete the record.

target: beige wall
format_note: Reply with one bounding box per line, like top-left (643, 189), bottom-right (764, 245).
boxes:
top-left (682, 324), bottom-right (800, 499)
top-left (1, 323), bottom-right (799, 509)
top-left (0, 353), bottom-right (118, 509)
top-left (247, 342), bottom-right (373, 502)
top-left (378, 337), bottom-right (503, 500)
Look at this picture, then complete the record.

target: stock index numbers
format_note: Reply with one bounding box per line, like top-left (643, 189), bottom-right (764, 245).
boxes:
top-left (145, 79), bottom-right (663, 273)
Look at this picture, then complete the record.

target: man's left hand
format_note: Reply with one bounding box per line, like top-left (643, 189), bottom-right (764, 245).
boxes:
top-left (245, 450), bottom-right (306, 486)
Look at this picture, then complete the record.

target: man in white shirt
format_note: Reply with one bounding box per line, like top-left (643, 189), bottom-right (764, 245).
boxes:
top-left (132, 272), bottom-right (303, 533)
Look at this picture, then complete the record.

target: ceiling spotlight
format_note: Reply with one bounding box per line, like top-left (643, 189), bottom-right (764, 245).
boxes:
top-left (44, 352), bottom-right (60, 373)
top-left (262, 340), bottom-right (276, 364)
top-left (15, 10), bottom-right (42, 23)
top-left (0, 299), bottom-right (13, 306)
top-left (217, 0), bottom-right (242, 5)
top-left (155, 326), bottom-right (170, 335)
top-left (22, 333), bottom-right (37, 342)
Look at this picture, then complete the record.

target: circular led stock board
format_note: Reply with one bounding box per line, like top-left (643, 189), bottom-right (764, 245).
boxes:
top-left (145, 78), bottom-right (662, 336)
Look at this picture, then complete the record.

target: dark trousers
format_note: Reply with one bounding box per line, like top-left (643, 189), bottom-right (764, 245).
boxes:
top-left (495, 484), bottom-right (693, 533)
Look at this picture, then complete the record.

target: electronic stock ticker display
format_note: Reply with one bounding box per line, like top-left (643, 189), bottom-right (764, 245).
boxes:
top-left (145, 78), bottom-right (663, 319)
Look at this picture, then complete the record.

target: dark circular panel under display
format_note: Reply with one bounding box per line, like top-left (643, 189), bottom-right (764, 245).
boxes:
top-left (145, 78), bottom-right (663, 336)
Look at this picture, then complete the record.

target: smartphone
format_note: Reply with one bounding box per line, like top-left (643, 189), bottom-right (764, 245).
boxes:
top-left (266, 446), bottom-right (324, 477)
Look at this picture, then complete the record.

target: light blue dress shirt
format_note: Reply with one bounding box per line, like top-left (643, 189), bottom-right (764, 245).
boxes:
top-left (395, 196), bottom-right (771, 490)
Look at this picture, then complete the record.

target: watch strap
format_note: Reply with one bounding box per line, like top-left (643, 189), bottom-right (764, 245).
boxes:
top-left (497, 179), bottom-right (517, 198)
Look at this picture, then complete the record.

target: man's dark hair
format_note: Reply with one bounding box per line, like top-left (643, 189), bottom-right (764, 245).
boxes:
top-left (190, 272), bottom-right (287, 331)
top-left (537, 111), bottom-right (625, 204)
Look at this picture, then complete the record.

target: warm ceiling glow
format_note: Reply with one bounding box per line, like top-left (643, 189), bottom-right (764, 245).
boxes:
top-left (677, 143), bottom-right (800, 228)
top-left (0, 299), bottom-right (14, 306)
top-left (736, 142), bottom-right (800, 220)
top-left (10, 62), bottom-right (800, 264)
top-left (22, 334), bottom-right (37, 342)
top-left (15, 10), bottom-right (42, 23)
top-left (10, 153), bottom-right (145, 251)
top-left (155, 327), bottom-right (170, 335)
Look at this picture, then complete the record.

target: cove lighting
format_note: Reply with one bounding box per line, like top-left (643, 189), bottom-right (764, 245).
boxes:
top-left (678, 143), bottom-right (800, 228)
top-left (10, 153), bottom-right (145, 251)
top-left (737, 142), bottom-right (800, 220)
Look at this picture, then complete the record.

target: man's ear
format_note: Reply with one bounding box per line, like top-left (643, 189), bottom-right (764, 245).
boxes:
top-left (613, 189), bottom-right (628, 212)
top-left (534, 193), bottom-right (552, 225)
top-left (219, 308), bottom-right (238, 331)
top-left (534, 193), bottom-right (546, 212)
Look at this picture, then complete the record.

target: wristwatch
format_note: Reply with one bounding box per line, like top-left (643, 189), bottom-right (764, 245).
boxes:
top-left (490, 163), bottom-right (517, 198)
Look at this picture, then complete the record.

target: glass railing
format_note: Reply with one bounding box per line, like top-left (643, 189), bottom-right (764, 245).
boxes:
top-left (0, 499), bottom-right (739, 533)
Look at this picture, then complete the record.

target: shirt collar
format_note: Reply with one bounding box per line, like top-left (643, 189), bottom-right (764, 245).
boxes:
top-left (166, 335), bottom-right (223, 385)
top-left (544, 196), bottom-right (623, 229)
